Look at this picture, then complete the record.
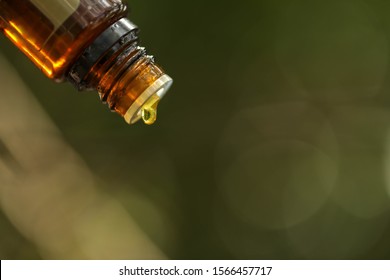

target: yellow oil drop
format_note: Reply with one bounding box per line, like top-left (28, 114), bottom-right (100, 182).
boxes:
top-left (141, 94), bottom-right (160, 125)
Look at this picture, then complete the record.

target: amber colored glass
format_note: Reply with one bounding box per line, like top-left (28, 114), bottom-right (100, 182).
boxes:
top-left (92, 52), bottom-right (164, 115)
top-left (0, 0), bottom-right (127, 80)
top-left (0, 0), bottom-right (172, 125)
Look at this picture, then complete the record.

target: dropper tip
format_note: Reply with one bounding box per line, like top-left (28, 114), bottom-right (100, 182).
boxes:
top-left (124, 74), bottom-right (173, 125)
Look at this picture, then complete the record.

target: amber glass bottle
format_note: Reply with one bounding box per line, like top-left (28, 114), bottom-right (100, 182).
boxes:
top-left (0, 0), bottom-right (172, 125)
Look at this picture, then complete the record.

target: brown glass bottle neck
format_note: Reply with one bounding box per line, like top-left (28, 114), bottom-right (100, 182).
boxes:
top-left (66, 18), bottom-right (139, 90)
top-left (66, 17), bottom-right (170, 122)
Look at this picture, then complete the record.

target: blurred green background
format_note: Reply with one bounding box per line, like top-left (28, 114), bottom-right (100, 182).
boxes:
top-left (2, 0), bottom-right (390, 259)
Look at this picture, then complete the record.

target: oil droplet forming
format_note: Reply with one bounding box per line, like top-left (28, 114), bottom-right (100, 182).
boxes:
top-left (141, 94), bottom-right (160, 125)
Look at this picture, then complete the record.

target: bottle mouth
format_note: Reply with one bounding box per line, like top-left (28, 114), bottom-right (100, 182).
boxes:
top-left (124, 74), bottom-right (173, 124)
